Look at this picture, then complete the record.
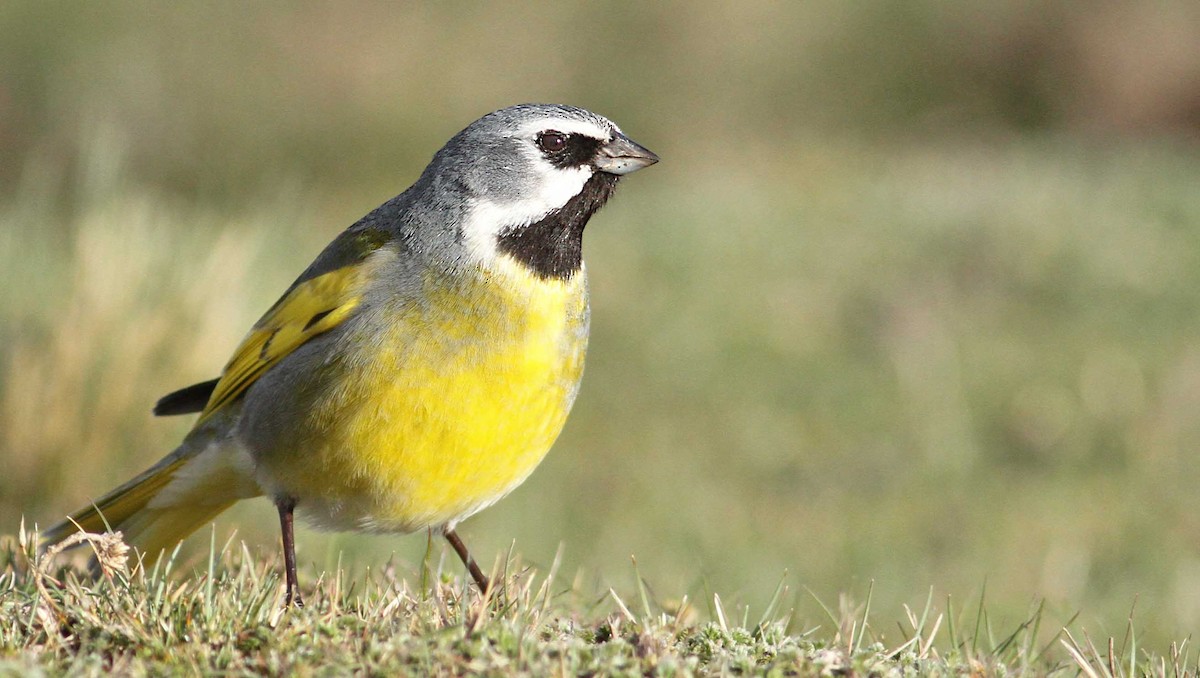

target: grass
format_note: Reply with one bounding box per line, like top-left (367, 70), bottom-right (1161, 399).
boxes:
top-left (2, 527), bottom-right (1194, 676)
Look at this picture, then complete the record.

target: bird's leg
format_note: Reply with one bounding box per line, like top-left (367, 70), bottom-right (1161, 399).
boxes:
top-left (275, 496), bottom-right (304, 608)
top-left (443, 527), bottom-right (490, 593)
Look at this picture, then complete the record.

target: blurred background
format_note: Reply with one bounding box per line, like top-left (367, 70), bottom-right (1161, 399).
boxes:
top-left (3, 0), bottom-right (1200, 648)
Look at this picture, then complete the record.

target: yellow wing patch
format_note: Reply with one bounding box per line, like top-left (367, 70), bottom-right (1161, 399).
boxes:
top-left (199, 266), bottom-right (367, 422)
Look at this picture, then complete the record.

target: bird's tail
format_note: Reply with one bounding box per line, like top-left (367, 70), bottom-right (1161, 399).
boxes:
top-left (41, 441), bottom-right (259, 563)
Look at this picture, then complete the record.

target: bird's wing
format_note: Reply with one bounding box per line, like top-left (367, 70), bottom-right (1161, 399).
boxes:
top-left (182, 225), bottom-right (394, 423)
top-left (154, 226), bottom-right (396, 418)
top-left (199, 269), bottom-right (362, 421)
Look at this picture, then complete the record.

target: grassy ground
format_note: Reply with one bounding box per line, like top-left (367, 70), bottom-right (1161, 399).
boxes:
top-left (4, 3), bottom-right (1200, 672)
top-left (1, 528), bottom-right (1192, 676)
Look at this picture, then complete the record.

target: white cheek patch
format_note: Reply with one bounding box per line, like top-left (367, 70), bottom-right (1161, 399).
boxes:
top-left (530, 163), bottom-right (593, 211)
top-left (461, 164), bottom-right (591, 264)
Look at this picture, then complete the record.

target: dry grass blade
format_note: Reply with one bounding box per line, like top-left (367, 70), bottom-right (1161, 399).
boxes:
top-left (1062, 629), bottom-right (1111, 678)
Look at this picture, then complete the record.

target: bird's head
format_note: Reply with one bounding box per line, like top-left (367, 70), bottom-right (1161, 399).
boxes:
top-left (425, 103), bottom-right (658, 279)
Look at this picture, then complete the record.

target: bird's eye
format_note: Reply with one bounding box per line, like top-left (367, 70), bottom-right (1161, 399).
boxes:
top-left (537, 131), bottom-right (568, 153)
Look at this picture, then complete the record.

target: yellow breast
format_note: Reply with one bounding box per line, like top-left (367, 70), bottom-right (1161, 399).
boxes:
top-left (274, 262), bottom-right (589, 533)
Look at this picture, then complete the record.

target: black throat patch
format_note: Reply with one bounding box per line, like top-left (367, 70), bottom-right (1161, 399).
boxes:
top-left (496, 172), bottom-right (619, 280)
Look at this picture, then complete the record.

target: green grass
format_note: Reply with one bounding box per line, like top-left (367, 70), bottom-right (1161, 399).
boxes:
top-left (2, 528), bottom-right (1193, 676)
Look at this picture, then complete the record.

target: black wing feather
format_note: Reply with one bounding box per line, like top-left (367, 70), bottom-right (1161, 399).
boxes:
top-left (153, 378), bottom-right (220, 416)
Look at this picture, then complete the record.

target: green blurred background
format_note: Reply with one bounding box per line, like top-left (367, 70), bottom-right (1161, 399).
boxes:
top-left (3, 0), bottom-right (1200, 647)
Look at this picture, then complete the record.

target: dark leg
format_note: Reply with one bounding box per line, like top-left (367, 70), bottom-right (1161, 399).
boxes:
top-left (276, 496), bottom-right (304, 608)
top-left (443, 526), bottom-right (490, 592)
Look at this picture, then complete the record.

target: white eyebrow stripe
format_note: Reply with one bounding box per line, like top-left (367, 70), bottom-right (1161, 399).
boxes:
top-left (514, 117), bottom-right (615, 140)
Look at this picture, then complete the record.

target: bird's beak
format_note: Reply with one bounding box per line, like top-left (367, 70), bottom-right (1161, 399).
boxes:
top-left (594, 133), bottom-right (660, 175)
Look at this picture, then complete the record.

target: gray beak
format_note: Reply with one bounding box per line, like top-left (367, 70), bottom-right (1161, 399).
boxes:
top-left (594, 133), bottom-right (660, 175)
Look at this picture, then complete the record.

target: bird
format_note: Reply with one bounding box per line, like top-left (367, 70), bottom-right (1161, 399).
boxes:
top-left (42, 103), bottom-right (658, 607)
